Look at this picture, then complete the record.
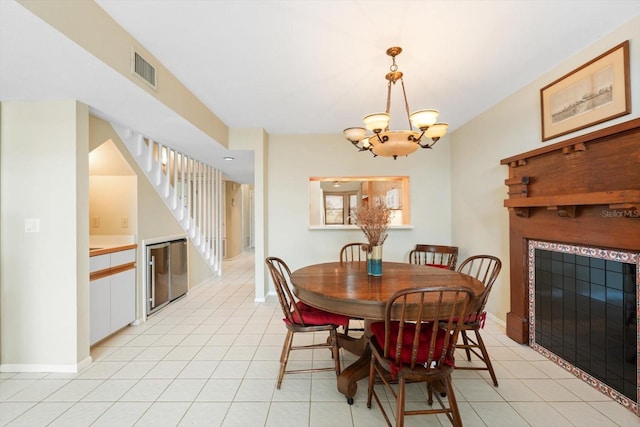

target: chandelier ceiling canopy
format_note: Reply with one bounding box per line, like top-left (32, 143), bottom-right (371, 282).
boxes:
top-left (343, 47), bottom-right (448, 159)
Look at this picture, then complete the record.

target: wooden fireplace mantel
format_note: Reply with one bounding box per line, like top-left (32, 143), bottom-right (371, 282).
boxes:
top-left (501, 118), bottom-right (640, 343)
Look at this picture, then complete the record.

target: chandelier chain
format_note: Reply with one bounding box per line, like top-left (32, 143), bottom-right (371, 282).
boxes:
top-left (385, 81), bottom-right (393, 120)
top-left (390, 56), bottom-right (398, 72)
top-left (400, 79), bottom-right (412, 130)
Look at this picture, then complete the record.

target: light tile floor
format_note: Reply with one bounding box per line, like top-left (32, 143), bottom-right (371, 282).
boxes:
top-left (1, 251), bottom-right (638, 426)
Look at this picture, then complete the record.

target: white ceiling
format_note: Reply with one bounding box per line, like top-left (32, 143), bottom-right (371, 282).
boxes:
top-left (1, 1), bottom-right (639, 184)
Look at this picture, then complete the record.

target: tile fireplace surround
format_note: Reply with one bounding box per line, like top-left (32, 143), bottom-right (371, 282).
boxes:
top-left (528, 240), bottom-right (639, 413)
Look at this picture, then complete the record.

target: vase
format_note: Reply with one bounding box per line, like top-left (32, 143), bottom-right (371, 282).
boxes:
top-left (368, 245), bottom-right (383, 276)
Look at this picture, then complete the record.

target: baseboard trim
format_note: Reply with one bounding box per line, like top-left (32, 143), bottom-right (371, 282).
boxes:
top-left (1, 355), bottom-right (93, 373)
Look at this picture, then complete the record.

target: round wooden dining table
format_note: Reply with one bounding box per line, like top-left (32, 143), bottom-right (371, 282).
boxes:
top-left (290, 261), bottom-right (484, 403)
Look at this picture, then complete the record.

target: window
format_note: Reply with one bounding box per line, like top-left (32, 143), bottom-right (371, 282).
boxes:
top-left (324, 192), bottom-right (358, 225)
top-left (324, 194), bottom-right (344, 224)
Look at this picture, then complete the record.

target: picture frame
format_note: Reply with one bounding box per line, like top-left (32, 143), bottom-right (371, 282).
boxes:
top-left (540, 40), bottom-right (630, 141)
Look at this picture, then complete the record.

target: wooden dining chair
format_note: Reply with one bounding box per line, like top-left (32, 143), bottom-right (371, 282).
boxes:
top-left (339, 242), bottom-right (370, 336)
top-left (265, 257), bottom-right (350, 389)
top-left (367, 286), bottom-right (475, 427)
top-left (455, 255), bottom-right (502, 386)
top-left (339, 242), bottom-right (370, 263)
top-left (409, 244), bottom-right (459, 270)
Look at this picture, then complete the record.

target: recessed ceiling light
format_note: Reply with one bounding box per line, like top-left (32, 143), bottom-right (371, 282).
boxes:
top-left (223, 156), bottom-right (235, 161)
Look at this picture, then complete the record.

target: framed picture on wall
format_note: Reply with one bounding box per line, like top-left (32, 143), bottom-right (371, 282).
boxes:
top-left (540, 40), bottom-right (630, 141)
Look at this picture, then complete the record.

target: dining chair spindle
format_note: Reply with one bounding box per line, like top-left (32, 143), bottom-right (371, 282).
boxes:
top-left (340, 242), bottom-right (370, 263)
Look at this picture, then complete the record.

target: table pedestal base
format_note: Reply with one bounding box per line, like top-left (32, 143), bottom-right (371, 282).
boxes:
top-left (335, 332), bottom-right (371, 404)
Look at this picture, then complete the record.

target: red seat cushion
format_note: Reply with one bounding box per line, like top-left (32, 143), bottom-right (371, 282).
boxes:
top-left (285, 301), bottom-right (350, 327)
top-left (370, 321), bottom-right (453, 378)
top-left (426, 263), bottom-right (449, 269)
top-left (451, 310), bottom-right (487, 328)
top-left (465, 311), bottom-right (487, 328)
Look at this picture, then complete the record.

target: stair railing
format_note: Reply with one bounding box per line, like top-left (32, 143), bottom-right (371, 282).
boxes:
top-left (113, 125), bottom-right (224, 275)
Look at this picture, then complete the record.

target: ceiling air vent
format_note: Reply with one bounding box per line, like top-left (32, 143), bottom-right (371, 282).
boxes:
top-left (132, 51), bottom-right (157, 90)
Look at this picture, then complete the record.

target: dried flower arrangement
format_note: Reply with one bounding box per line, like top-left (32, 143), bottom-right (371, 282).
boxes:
top-left (352, 199), bottom-right (391, 247)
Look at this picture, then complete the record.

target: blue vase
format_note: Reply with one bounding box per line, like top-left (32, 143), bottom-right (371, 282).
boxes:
top-left (369, 245), bottom-right (383, 276)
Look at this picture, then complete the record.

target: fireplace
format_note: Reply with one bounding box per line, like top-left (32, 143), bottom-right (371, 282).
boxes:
top-left (501, 118), bottom-right (640, 415)
top-left (528, 240), bottom-right (638, 411)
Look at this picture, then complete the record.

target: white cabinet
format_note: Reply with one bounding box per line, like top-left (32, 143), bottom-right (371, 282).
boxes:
top-left (90, 247), bottom-right (136, 345)
top-left (110, 269), bottom-right (135, 332)
top-left (90, 277), bottom-right (111, 345)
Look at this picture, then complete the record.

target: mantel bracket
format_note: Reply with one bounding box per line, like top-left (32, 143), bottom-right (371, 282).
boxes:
top-left (562, 142), bottom-right (587, 155)
top-left (547, 205), bottom-right (576, 218)
top-left (509, 159), bottom-right (527, 168)
top-left (512, 207), bottom-right (530, 218)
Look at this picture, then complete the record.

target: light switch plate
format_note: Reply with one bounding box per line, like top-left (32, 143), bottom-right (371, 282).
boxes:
top-left (25, 218), bottom-right (40, 232)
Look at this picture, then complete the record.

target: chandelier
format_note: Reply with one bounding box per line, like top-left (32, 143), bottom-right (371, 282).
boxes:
top-left (343, 47), bottom-right (448, 159)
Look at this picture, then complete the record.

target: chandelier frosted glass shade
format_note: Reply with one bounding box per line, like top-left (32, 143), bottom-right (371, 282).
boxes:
top-left (343, 127), bottom-right (367, 142)
top-left (343, 47), bottom-right (448, 159)
top-left (409, 109), bottom-right (439, 129)
top-left (425, 122), bottom-right (449, 140)
top-left (363, 113), bottom-right (390, 133)
top-left (368, 131), bottom-right (421, 157)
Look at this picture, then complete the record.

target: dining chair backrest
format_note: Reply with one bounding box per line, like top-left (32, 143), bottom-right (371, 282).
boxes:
top-left (368, 286), bottom-right (475, 425)
top-left (265, 256), bottom-right (306, 327)
top-left (454, 255), bottom-right (502, 387)
top-left (456, 255), bottom-right (501, 314)
top-left (340, 242), bottom-right (370, 263)
top-left (409, 244), bottom-right (459, 270)
top-left (379, 286), bottom-right (475, 370)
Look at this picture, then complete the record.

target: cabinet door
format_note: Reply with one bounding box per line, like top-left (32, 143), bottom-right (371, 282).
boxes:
top-left (110, 269), bottom-right (136, 332)
top-left (90, 277), bottom-right (111, 345)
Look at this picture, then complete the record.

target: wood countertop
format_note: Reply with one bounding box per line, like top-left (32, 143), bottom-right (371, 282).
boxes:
top-left (90, 244), bottom-right (137, 256)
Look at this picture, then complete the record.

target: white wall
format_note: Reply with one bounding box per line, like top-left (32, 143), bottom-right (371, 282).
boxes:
top-left (89, 176), bottom-right (137, 235)
top-left (266, 133), bottom-right (453, 287)
top-left (0, 100), bottom-right (90, 372)
top-left (89, 139), bottom-right (137, 237)
top-left (451, 16), bottom-right (640, 323)
top-left (229, 128), bottom-right (268, 300)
